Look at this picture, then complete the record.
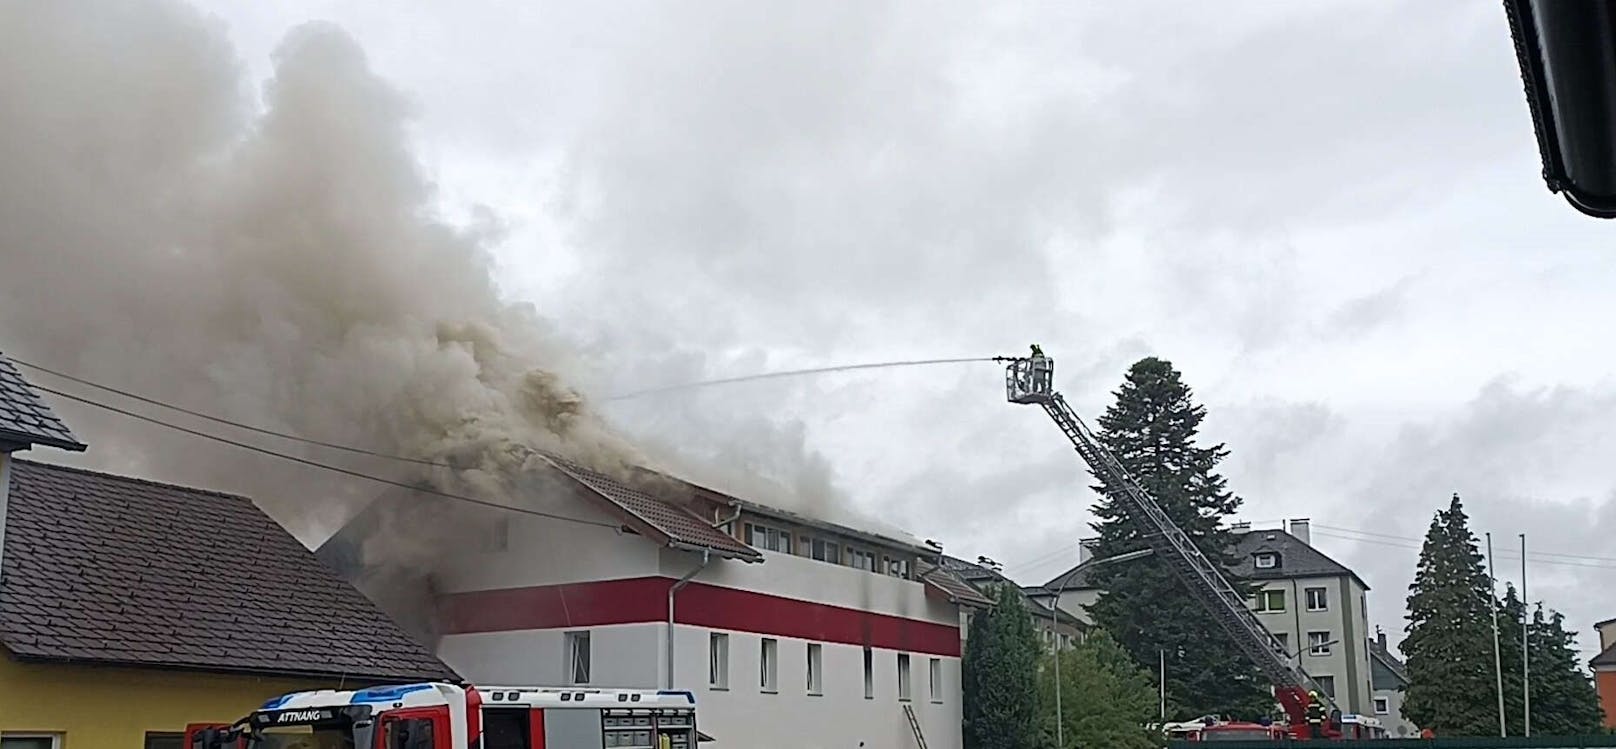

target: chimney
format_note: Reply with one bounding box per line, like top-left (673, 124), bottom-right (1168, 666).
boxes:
top-left (1231, 521), bottom-right (1252, 535)
top-left (1376, 626), bottom-right (1388, 652)
top-left (1598, 619), bottom-right (1616, 653)
top-left (1078, 538), bottom-right (1099, 563)
top-left (1288, 518), bottom-right (1311, 545)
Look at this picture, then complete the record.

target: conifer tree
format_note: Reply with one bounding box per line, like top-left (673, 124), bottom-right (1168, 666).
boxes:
top-left (1402, 494), bottom-right (1506, 735)
top-left (1085, 357), bottom-right (1271, 719)
top-left (964, 586), bottom-right (1043, 749)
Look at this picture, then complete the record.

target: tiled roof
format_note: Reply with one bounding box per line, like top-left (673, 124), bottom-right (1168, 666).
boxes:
top-left (541, 455), bottom-right (762, 562)
top-left (1044, 528), bottom-right (1369, 592)
top-left (0, 460), bottom-right (456, 681)
top-left (0, 354), bottom-right (85, 452)
top-left (917, 561), bottom-right (992, 607)
top-left (1369, 637), bottom-right (1409, 688)
top-left (1592, 642), bottom-right (1616, 668)
top-left (941, 555), bottom-right (1086, 626)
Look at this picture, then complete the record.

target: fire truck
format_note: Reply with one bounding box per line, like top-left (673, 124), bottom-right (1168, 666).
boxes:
top-left (1003, 350), bottom-right (1366, 740)
top-left (1164, 717), bottom-right (1289, 743)
top-left (187, 684), bottom-right (703, 749)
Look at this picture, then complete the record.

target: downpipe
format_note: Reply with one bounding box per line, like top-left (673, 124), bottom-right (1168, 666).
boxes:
top-left (667, 549), bottom-right (711, 688)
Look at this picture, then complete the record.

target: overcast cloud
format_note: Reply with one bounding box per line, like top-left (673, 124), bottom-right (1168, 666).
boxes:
top-left (7, 1), bottom-right (1613, 661)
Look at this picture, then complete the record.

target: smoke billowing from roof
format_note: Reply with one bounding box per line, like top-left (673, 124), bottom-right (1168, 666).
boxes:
top-left (0, 2), bottom-right (640, 541)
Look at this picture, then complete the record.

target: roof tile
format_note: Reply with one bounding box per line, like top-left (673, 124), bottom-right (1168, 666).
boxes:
top-left (0, 354), bottom-right (85, 451)
top-left (0, 460), bottom-right (456, 682)
top-left (542, 455), bottom-right (761, 561)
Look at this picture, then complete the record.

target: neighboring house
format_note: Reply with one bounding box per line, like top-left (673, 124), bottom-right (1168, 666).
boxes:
top-left (1593, 617), bottom-right (1616, 729)
top-left (938, 555), bottom-right (1087, 650)
top-left (1368, 628), bottom-right (1415, 737)
top-left (0, 352), bottom-right (455, 749)
top-left (321, 453), bottom-right (982, 749)
top-left (1045, 519), bottom-right (1379, 716)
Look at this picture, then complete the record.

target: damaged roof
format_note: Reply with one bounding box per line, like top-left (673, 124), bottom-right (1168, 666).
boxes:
top-left (0, 353), bottom-right (86, 452)
top-left (916, 561), bottom-right (993, 608)
top-left (541, 454), bottom-right (762, 562)
top-left (0, 460), bottom-right (456, 682)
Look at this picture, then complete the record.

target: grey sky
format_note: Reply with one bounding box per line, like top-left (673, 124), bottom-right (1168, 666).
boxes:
top-left (11, 1), bottom-right (1614, 662)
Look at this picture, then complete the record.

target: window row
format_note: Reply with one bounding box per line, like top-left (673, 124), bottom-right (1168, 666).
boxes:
top-left (708, 632), bottom-right (943, 702)
top-left (1251, 586), bottom-right (1331, 613)
top-left (1268, 630), bottom-right (1335, 658)
top-left (743, 522), bottom-right (913, 579)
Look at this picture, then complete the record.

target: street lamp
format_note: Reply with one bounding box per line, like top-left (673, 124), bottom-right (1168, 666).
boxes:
top-left (1048, 547), bottom-right (1155, 748)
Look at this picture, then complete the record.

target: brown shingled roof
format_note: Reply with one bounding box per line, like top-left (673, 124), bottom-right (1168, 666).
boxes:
top-left (0, 460), bottom-right (456, 681)
top-left (541, 455), bottom-right (762, 562)
top-left (0, 354), bottom-right (85, 452)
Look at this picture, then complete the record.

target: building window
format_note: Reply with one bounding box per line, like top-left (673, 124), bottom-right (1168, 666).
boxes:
top-left (863, 646), bottom-right (874, 699)
top-left (1374, 697), bottom-right (1389, 715)
top-left (811, 538), bottom-right (842, 564)
top-left (566, 631), bottom-right (591, 684)
top-left (760, 638), bottom-right (779, 692)
top-left (929, 658), bottom-right (943, 703)
top-left (1273, 632), bottom-right (1289, 653)
top-left (883, 556), bottom-right (911, 579)
top-left (709, 632), bottom-right (729, 689)
top-left (1254, 589), bottom-right (1286, 613)
top-left (850, 549), bottom-right (877, 571)
top-left (898, 653), bottom-right (912, 701)
top-left (807, 643), bottom-right (823, 695)
top-left (1315, 675), bottom-right (1336, 700)
top-left (1, 737), bottom-right (61, 749)
top-left (1308, 631), bottom-right (1332, 656)
top-left (144, 734), bottom-right (184, 749)
top-left (1305, 587), bottom-right (1328, 611)
top-left (744, 523), bottom-right (793, 554)
top-left (1254, 553), bottom-right (1278, 569)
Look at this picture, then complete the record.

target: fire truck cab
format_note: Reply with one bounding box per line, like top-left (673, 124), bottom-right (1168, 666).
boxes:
top-left (187, 683), bottom-right (703, 749)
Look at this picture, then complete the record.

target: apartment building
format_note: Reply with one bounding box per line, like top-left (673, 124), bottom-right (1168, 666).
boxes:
top-left (321, 455), bottom-right (984, 749)
top-left (939, 555), bottom-right (1088, 651)
top-left (1046, 519), bottom-right (1384, 718)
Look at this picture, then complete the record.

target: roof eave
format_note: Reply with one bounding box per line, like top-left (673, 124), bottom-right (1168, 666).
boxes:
top-left (4, 650), bottom-right (457, 684)
top-left (0, 428), bottom-right (86, 453)
top-left (669, 539), bottom-right (762, 563)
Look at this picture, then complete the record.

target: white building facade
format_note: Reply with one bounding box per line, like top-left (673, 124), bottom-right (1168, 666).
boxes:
top-left (326, 457), bottom-right (977, 749)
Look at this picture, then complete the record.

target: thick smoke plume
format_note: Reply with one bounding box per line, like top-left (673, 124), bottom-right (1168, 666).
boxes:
top-left (0, 1), bottom-right (641, 545)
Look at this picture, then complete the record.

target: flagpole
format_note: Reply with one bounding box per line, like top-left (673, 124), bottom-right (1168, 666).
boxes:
top-left (1487, 532), bottom-right (1506, 738)
top-left (1521, 533), bottom-right (1530, 737)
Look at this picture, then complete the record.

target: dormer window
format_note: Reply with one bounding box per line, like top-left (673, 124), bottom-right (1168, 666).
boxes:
top-left (1254, 552), bottom-right (1279, 569)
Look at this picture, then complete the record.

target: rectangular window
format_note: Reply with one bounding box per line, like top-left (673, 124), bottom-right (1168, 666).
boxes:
top-left (898, 653), bottom-right (912, 701)
top-left (385, 718), bottom-right (437, 749)
top-left (863, 646), bottom-right (874, 699)
top-left (744, 522), bottom-right (793, 553)
top-left (709, 632), bottom-right (729, 689)
top-left (1273, 632), bottom-right (1290, 653)
top-left (1255, 553), bottom-right (1278, 569)
top-left (144, 734), bottom-right (185, 749)
top-left (1315, 675), bottom-right (1336, 700)
top-left (1255, 589), bottom-right (1286, 613)
top-left (929, 658), bottom-right (943, 703)
top-left (1, 737), bottom-right (61, 749)
top-left (1305, 587), bottom-right (1328, 611)
top-left (1373, 697), bottom-right (1389, 715)
top-left (811, 538), bottom-right (842, 564)
top-left (807, 643), bottom-right (823, 695)
top-left (760, 638), bottom-right (778, 692)
top-left (1308, 631), bottom-right (1332, 656)
top-left (566, 631), bottom-right (591, 684)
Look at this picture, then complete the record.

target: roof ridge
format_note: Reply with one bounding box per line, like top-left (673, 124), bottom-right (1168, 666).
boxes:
top-left (9, 458), bottom-right (253, 504)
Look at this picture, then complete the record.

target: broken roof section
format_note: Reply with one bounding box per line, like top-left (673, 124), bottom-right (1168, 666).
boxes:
top-left (540, 454), bottom-right (762, 562)
top-left (0, 460), bottom-right (456, 681)
top-left (0, 353), bottom-right (86, 452)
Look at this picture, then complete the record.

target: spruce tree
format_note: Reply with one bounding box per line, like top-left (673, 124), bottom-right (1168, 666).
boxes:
top-left (1085, 357), bottom-right (1271, 720)
top-left (1401, 494), bottom-right (1499, 736)
top-left (964, 586), bottom-right (1043, 749)
top-left (1525, 606), bottom-right (1605, 735)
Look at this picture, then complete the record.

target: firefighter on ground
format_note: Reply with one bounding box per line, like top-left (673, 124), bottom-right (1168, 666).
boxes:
top-left (1306, 691), bottom-right (1326, 738)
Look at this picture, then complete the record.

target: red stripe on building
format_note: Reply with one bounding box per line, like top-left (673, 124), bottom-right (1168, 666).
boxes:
top-left (439, 577), bottom-right (961, 657)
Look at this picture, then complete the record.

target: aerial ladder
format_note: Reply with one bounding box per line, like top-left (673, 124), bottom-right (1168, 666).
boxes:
top-left (1001, 349), bottom-right (1341, 740)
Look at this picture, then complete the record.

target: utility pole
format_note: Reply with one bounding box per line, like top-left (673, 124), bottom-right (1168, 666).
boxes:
top-left (1487, 532), bottom-right (1506, 738)
top-left (1160, 649), bottom-right (1167, 722)
top-left (1521, 533), bottom-right (1530, 737)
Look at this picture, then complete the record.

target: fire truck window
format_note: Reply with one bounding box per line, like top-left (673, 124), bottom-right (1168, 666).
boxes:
top-left (385, 719), bottom-right (435, 749)
top-left (482, 709), bottom-right (531, 749)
